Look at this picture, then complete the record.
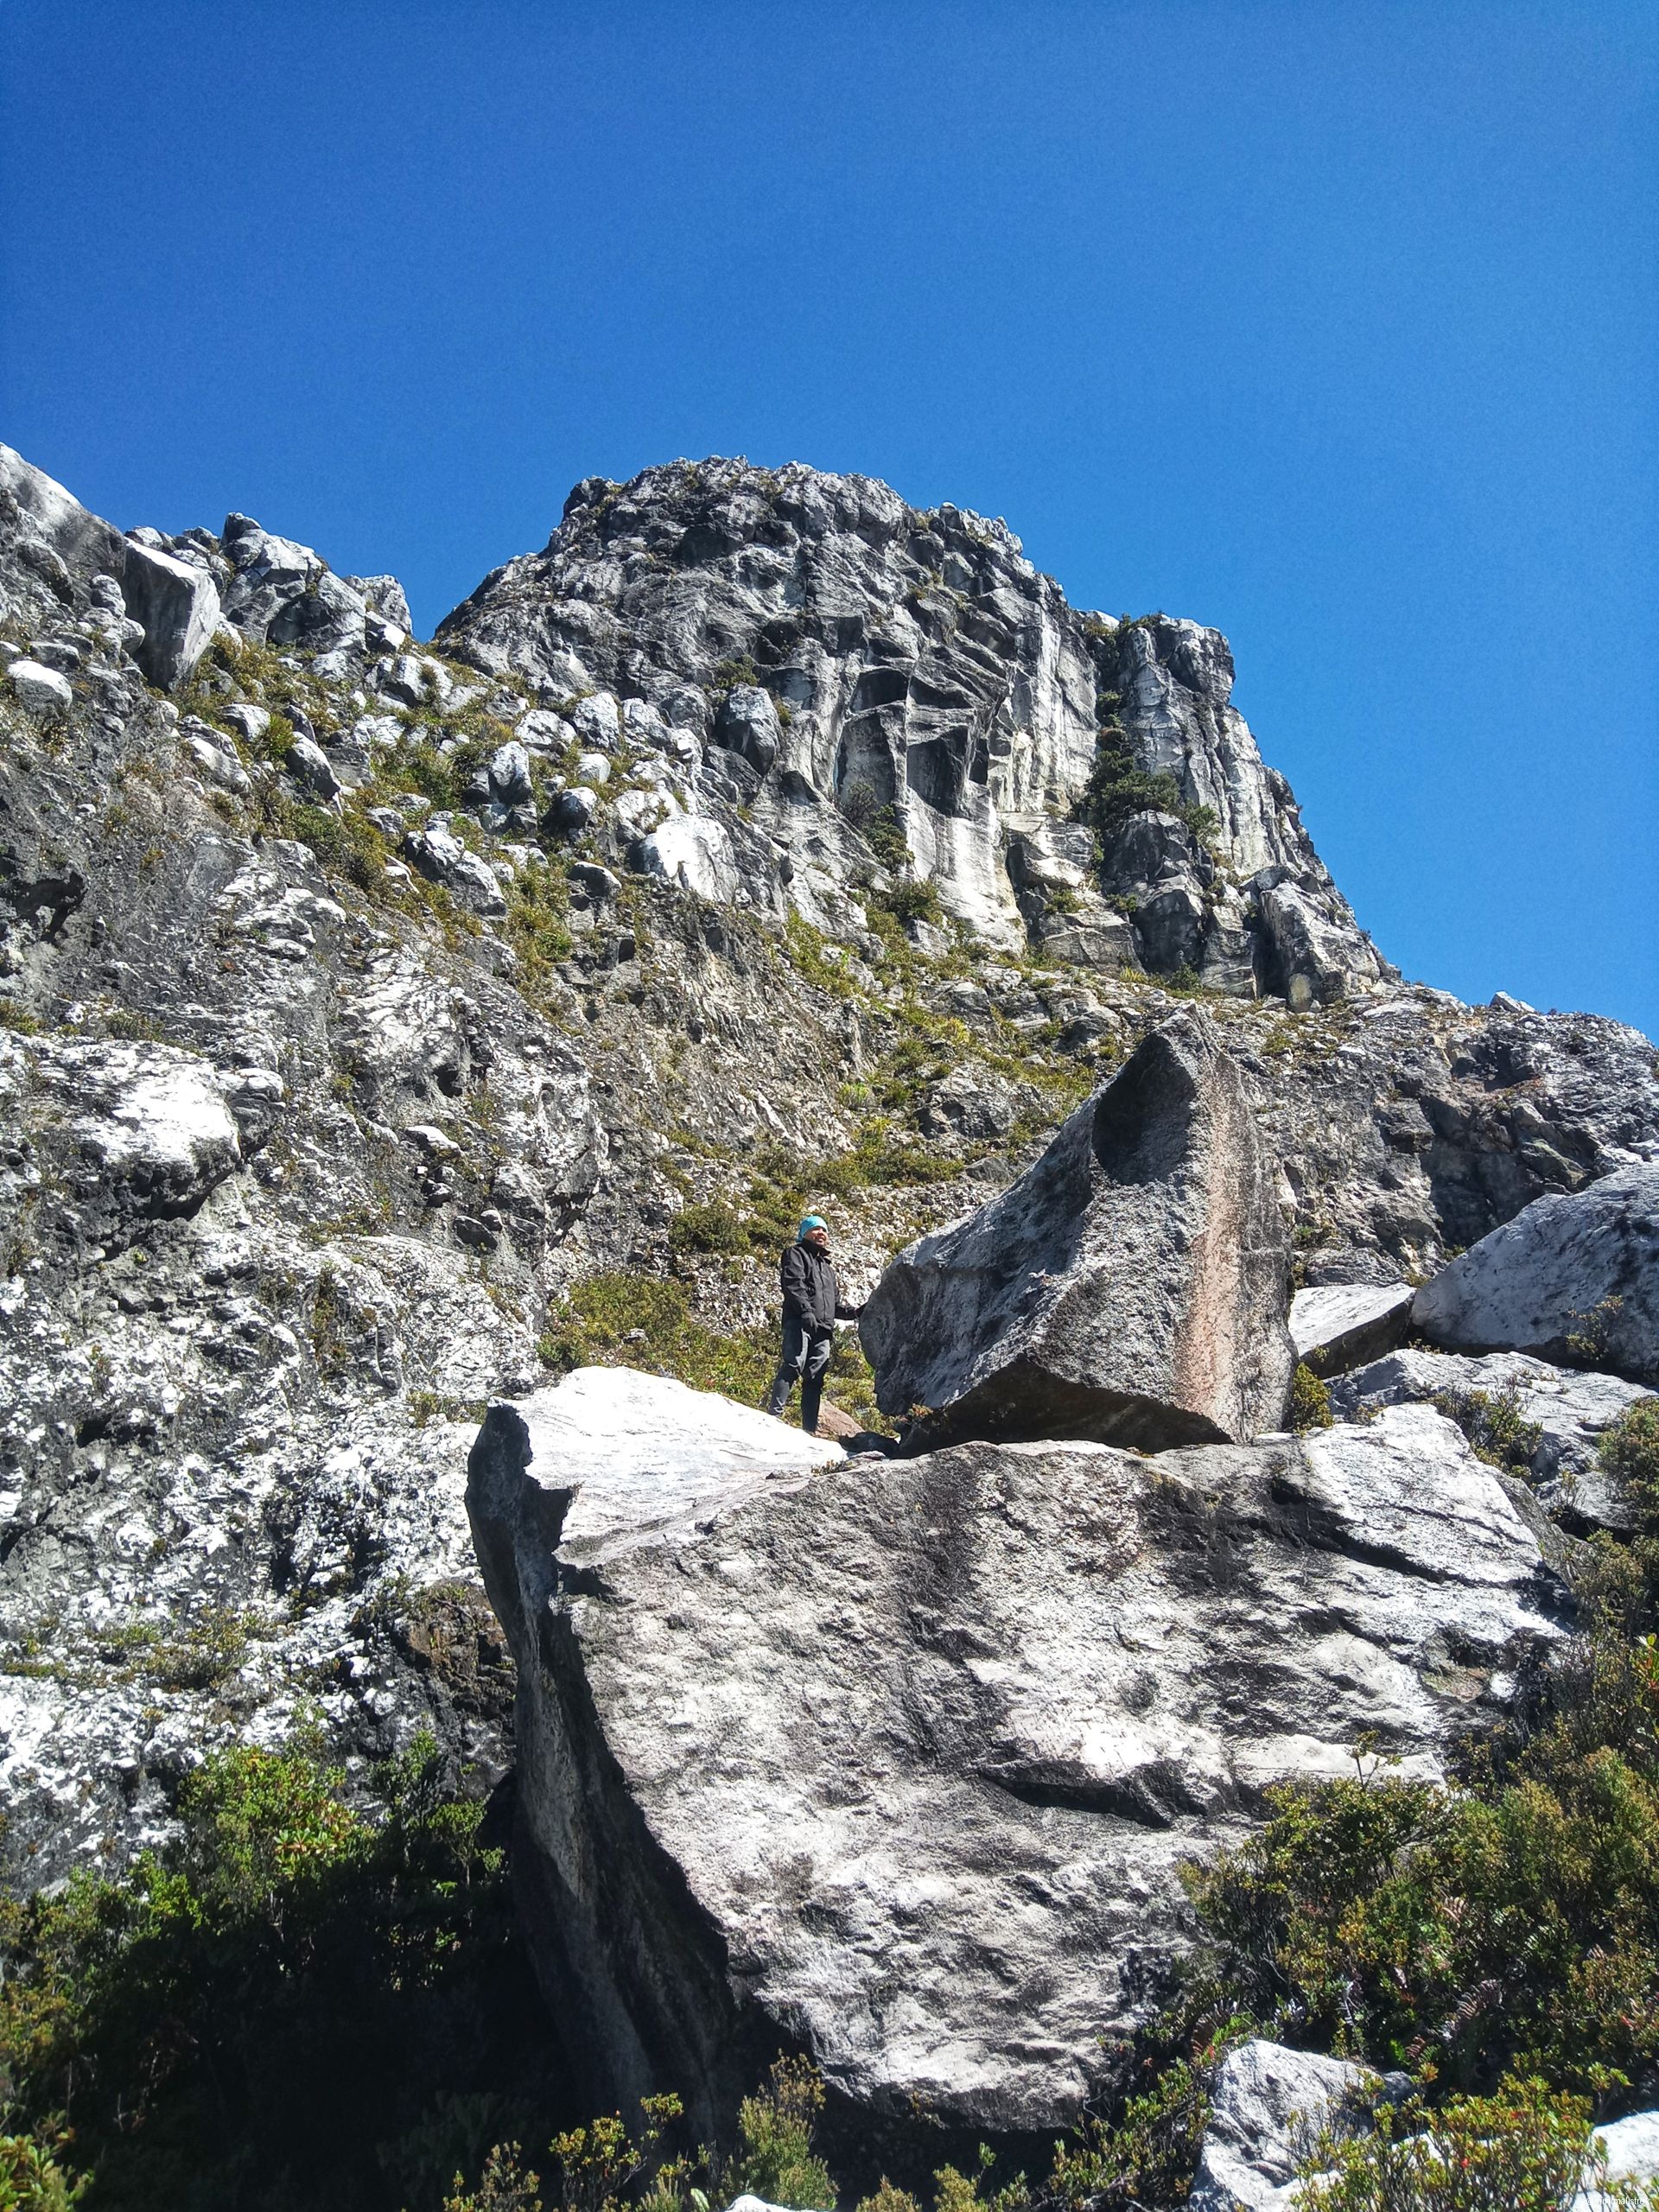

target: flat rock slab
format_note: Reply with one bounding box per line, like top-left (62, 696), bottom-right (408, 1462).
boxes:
top-left (1413, 1163), bottom-right (1659, 1386)
top-left (473, 1366), bottom-right (842, 1567)
top-left (1331, 1345), bottom-right (1649, 1534)
top-left (469, 1387), bottom-right (1566, 2143)
top-left (1290, 1281), bottom-right (1414, 1376)
top-left (861, 1013), bottom-right (1295, 1451)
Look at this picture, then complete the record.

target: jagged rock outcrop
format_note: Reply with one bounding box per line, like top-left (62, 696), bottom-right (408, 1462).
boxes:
top-left (1, 442), bottom-right (221, 688)
top-left (1, 431), bottom-right (1655, 1928)
top-left (435, 457), bottom-right (1390, 992)
top-left (1243, 989), bottom-right (1659, 1280)
top-left (861, 1013), bottom-right (1294, 1448)
top-left (1413, 1163), bottom-right (1659, 1385)
top-left (471, 1375), bottom-right (1565, 2142)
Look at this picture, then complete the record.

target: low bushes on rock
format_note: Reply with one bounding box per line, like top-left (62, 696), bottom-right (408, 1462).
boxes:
top-left (1296, 2076), bottom-right (1659, 2209)
top-left (0, 1735), bottom-right (562, 2212)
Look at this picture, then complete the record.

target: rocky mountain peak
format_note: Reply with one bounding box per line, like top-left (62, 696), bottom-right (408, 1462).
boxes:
top-left (438, 454), bottom-right (1390, 1000)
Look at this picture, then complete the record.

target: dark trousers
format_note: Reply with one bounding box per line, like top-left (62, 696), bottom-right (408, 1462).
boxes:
top-left (766, 1314), bottom-right (833, 1430)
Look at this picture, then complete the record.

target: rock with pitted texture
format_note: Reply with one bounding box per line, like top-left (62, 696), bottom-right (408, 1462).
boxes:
top-left (471, 1383), bottom-right (1565, 2145)
top-left (1330, 1344), bottom-right (1651, 1535)
top-left (861, 1012), bottom-right (1294, 1448)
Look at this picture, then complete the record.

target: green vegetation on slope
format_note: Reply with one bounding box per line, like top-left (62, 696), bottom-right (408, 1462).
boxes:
top-left (0, 1733), bottom-right (563, 2212)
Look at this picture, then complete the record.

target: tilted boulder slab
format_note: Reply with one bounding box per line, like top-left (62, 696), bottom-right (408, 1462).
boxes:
top-left (860, 1012), bottom-right (1294, 1449)
top-left (469, 1383), bottom-right (1565, 2145)
top-left (1290, 1281), bottom-right (1414, 1376)
top-left (1412, 1162), bottom-right (1659, 1386)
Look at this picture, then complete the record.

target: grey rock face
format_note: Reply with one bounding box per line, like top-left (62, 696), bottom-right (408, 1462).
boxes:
top-left (436, 457), bottom-right (1387, 988)
top-left (1330, 1345), bottom-right (1651, 1535)
top-left (1187, 2039), bottom-right (1379, 2211)
top-left (861, 1013), bottom-right (1294, 1447)
top-left (1290, 1281), bottom-right (1414, 1375)
top-left (118, 538), bottom-right (222, 689)
top-left (470, 1382), bottom-right (1564, 2142)
top-left (1413, 1164), bottom-right (1659, 1385)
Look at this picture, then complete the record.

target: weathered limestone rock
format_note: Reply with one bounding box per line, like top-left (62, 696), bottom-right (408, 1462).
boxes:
top-left (7, 657), bottom-right (73, 715)
top-left (1413, 1164), bottom-right (1659, 1385)
top-left (861, 1013), bottom-right (1294, 1448)
top-left (639, 814), bottom-right (741, 903)
top-left (404, 824), bottom-right (508, 916)
top-left (118, 537), bottom-right (221, 687)
top-left (219, 512), bottom-right (377, 675)
top-left (470, 1387), bottom-right (1564, 2143)
top-left (1330, 1345), bottom-right (1651, 1535)
top-left (1290, 1281), bottom-right (1414, 1376)
top-left (1187, 2039), bottom-right (1379, 2211)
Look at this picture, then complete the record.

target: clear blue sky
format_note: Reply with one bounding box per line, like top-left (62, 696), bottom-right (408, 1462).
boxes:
top-left (3, 3), bottom-right (1655, 1033)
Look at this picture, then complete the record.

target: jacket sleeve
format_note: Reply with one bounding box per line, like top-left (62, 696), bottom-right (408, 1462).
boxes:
top-left (779, 1244), bottom-right (813, 1320)
top-left (835, 1287), bottom-right (864, 1319)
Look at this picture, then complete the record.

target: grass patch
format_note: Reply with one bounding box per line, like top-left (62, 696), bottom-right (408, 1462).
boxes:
top-left (537, 1274), bottom-right (775, 1404)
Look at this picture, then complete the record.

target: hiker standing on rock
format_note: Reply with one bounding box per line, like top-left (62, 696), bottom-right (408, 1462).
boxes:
top-left (766, 1215), bottom-right (861, 1434)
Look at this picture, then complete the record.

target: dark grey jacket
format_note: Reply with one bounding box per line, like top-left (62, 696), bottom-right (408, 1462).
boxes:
top-left (779, 1242), bottom-right (859, 1330)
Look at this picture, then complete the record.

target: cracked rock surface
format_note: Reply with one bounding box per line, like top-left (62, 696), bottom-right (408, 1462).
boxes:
top-left (471, 1382), bottom-right (1567, 2141)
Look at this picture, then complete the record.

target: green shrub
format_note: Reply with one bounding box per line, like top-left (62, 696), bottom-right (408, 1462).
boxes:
top-left (877, 878), bottom-right (944, 929)
top-left (1601, 1399), bottom-right (1659, 1522)
top-left (1049, 2038), bottom-right (1229, 2210)
top-left (666, 1201), bottom-right (751, 1257)
top-left (728, 2059), bottom-right (835, 2210)
top-left (1077, 722), bottom-right (1219, 852)
top-left (0, 2127), bottom-right (86, 2211)
top-left (1290, 1363), bottom-right (1334, 1431)
top-left (1182, 1706), bottom-right (1659, 2091)
top-left (855, 2183), bottom-right (920, 2212)
top-left (1297, 2075), bottom-right (1659, 2209)
top-left (1433, 1381), bottom-right (1544, 1471)
top-left (443, 2143), bottom-right (543, 2212)
top-left (0, 1734), bottom-right (556, 2212)
top-left (837, 781), bottom-right (910, 871)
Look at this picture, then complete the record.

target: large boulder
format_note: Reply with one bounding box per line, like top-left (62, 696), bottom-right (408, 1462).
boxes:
top-left (469, 1382), bottom-right (1564, 2145)
top-left (118, 538), bottom-right (222, 688)
top-left (860, 1013), bottom-right (1294, 1449)
top-left (1413, 1164), bottom-right (1659, 1386)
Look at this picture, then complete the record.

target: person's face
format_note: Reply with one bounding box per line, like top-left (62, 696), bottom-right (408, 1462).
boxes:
top-left (806, 1226), bottom-right (830, 1250)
